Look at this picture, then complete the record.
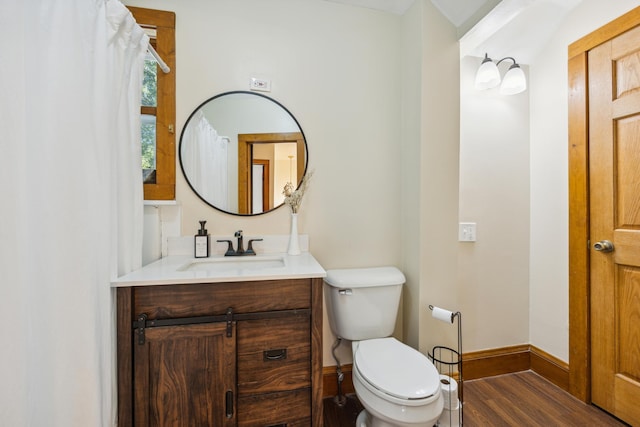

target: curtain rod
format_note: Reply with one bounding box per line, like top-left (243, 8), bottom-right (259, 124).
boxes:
top-left (148, 44), bottom-right (170, 73)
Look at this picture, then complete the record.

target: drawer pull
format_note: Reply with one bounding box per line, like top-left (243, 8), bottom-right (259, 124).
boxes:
top-left (225, 390), bottom-right (234, 418)
top-left (266, 424), bottom-right (287, 427)
top-left (263, 348), bottom-right (287, 361)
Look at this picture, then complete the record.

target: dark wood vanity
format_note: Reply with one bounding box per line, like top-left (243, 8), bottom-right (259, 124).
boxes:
top-left (116, 277), bottom-right (323, 426)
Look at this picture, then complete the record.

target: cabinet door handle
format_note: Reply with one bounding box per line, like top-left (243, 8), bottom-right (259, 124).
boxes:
top-left (263, 348), bottom-right (287, 361)
top-left (225, 390), bottom-right (233, 419)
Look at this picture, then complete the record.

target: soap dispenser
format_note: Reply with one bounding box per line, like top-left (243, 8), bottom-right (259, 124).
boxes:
top-left (194, 220), bottom-right (210, 258)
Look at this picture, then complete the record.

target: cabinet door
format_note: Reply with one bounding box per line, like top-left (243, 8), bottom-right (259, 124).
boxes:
top-left (134, 322), bottom-right (236, 427)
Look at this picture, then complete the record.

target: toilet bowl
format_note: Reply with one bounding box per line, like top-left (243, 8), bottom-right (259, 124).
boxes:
top-left (352, 338), bottom-right (443, 427)
top-left (324, 267), bottom-right (445, 427)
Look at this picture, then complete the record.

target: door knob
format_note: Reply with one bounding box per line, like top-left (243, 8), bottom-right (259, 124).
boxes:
top-left (593, 240), bottom-right (614, 253)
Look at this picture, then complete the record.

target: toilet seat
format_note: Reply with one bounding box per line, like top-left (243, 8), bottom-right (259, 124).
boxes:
top-left (354, 337), bottom-right (440, 401)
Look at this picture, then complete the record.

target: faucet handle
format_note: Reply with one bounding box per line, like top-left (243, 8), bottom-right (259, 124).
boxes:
top-left (245, 238), bottom-right (263, 256)
top-left (216, 239), bottom-right (235, 256)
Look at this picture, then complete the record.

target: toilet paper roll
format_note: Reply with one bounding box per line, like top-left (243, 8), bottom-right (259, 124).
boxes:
top-left (438, 404), bottom-right (460, 427)
top-left (439, 375), bottom-right (459, 410)
top-left (432, 306), bottom-right (454, 324)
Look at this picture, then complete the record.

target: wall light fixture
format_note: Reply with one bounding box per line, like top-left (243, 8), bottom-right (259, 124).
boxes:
top-left (475, 53), bottom-right (527, 95)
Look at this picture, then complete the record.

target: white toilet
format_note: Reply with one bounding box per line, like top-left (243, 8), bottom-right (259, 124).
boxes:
top-left (324, 267), bottom-right (444, 427)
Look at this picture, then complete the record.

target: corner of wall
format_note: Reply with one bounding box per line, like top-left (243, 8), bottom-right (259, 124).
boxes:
top-left (400, 0), bottom-right (461, 355)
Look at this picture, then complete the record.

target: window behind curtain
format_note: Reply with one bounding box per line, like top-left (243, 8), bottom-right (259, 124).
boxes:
top-left (128, 7), bottom-right (176, 200)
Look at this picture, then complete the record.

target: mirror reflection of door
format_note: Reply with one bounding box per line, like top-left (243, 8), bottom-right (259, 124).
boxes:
top-left (251, 160), bottom-right (269, 214)
top-left (238, 132), bottom-right (304, 215)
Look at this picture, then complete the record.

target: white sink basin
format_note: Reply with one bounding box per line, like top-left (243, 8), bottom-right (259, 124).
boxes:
top-left (177, 255), bottom-right (286, 273)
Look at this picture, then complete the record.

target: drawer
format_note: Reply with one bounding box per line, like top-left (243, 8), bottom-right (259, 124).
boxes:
top-left (237, 315), bottom-right (311, 395)
top-left (237, 388), bottom-right (311, 427)
top-left (133, 279), bottom-right (311, 319)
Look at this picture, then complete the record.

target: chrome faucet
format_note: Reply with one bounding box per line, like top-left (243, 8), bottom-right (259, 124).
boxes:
top-left (217, 230), bottom-right (263, 256)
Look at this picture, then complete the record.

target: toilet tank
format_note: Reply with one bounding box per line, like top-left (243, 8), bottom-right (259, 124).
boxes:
top-left (324, 267), bottom-right (405, 341)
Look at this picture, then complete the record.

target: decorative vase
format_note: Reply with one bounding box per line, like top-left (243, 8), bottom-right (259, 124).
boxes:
top-left (287, 213), bottom-right (301, 255)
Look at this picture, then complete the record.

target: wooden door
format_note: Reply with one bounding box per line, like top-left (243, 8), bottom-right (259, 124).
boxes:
top-left (588, 24), bottom-right (640, 426)
top-left (237, 132), bottom-right (305, 214)
top-left (133, 322), bottom-right (236, 427)
top-left (252, 160), bottom-right (270, 213)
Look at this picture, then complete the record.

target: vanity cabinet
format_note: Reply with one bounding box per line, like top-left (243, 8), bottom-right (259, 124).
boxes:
top-left (116, 277), bottom-right (323, 427)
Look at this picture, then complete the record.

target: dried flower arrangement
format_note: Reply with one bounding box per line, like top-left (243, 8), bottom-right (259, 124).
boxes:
top-left (283, 170), bottom-right (313, 214)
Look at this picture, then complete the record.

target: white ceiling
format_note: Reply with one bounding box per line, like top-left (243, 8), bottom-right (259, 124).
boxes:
top-left (459, 0), bottom-right (583, 64)
top-left (430, 0), bottom-right (494, 27)
top-left (321, 0), bottom-right (585, 64)
top-left (322, 0), bottom-right (415, 15)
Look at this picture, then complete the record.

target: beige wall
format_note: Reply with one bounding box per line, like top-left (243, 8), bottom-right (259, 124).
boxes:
top-left (458, 56), bottom-right (530, 352)
top-left (415, 0), bottom-right (461, 356)
top-left (528, 0), bottom-right (640, 362)
top-left (398, 0), bottom-right (460, 359)
top-left (126, 0), bottom-right (404, 255)
top-left (125, 0), bottom-right (459, 365)
top-left (399, 0), bottom-right (424, 351)
top-left (127, 0), bottom-right (640, 369)
top-left (125, 0), bottom-right (640, 370)
top-left (457, 0), bottom-right (640, 363)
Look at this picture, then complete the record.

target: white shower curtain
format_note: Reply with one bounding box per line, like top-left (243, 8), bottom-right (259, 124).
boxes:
top-left (182, 111), bottom-right (229, 209)
top-left (0, 0), bottom-right (146, 425)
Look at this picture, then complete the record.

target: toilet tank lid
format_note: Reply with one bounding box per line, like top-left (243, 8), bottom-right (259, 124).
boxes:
top-left (324, 267), bottom-right (406, 288)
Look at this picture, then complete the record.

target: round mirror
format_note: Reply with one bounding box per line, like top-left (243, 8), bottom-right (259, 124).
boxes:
top-left (179, 91), bottom-right (307, 215)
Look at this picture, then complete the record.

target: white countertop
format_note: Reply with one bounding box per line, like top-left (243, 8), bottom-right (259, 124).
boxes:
top-left (112, 252), bottom-right (326, 287)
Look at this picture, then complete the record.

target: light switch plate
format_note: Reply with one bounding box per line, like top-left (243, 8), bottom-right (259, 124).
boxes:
top-left (459, 222), bottom-right (477, 242)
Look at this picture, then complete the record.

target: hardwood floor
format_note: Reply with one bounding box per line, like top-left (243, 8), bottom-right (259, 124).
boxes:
top-left (323, 371), bottom-right (629, 426)
top-left (323, 394), bottom-right (364, 426)
top-left (464, 371), bottom-right (628, 426)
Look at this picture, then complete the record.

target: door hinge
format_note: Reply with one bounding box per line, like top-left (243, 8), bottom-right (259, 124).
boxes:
top-left (134, 313), bottom-right (148, 345)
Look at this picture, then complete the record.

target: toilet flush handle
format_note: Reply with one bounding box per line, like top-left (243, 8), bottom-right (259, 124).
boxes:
top-left (339, 289), bottom-right (353, 296)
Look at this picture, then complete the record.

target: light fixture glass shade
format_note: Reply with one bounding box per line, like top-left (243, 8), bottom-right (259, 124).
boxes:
top-left (475, 58), bottom-right (500, 90)
top-left (499, 64), bottom-right (527, 95)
